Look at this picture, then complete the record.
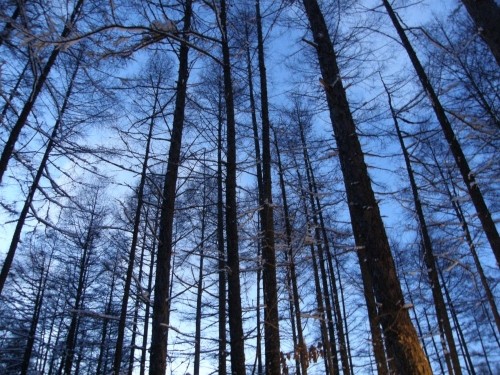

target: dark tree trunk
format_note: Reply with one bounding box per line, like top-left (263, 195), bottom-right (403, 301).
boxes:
top-left (274, 128), bottom-right (308, 375)
top-left (431, 149), bottom-right (500, 334)
top-left (254, 2), bottom-right (281, 373)
top-left (244, 23), bottom-right (264, 375)
top-left (382, 0), bottom-right (500, 267)
top-left (460, 0), bottom-right (500, 65)
top-left (297, 118), bottom-right (340, 374)
top-left (140, 207), bottom-right (158, 375)
top-left (0, 55), bottom-right (80, 296)
top-left (216, 79), bottom-right (228, 375)
top-left (385, 81), bottom-right (462, 375)
top-left (220, 0), bottom-right (246, 373)
top-left (437, 266), bottom-right (476, 375)
top-left (0, 4), bottom-right (20, 47)
top-left (194, 174), bottom-right (208, 375)
top-left (0, 0), bottom-right (84, 184)
top-left (149, 2), bottom-right (192, 373)
top-left (62, 221), bottom-right (95, 375)
top-left (301, 0), bottom-right (431, 373)
top-left (295, 164), bottom-right (335, 375)
top-left (20, 257), bottom-right (51, 375)
top-left (96, 265), bottom-right (118, 375)
top-left (114, 76), bottom-right (159, 375)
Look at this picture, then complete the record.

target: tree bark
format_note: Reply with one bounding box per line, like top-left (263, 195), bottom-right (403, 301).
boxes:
top-left (219, 0), bottom-right (246, 373)
top-left (301, 0), bottom-right (432, 373)
top-left (300, 0), bottom-right (432, 372)
top-left (149, 2), bottom-right (192, 373)
top-left (460, 0), bottom-right (500, 65)
top-left (386, 81), bottom-right (462, 375)
top-left (255, 1), bottom-right (281, 373)
top-left (216, 78), bottom-right (228, 375)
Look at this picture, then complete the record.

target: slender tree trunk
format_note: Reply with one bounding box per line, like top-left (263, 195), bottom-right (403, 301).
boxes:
top-left (149, 2), bottom-right (192, 373)
top-left (0, 0), bottom-right (84, 184)
top-left (382, 0), bottom-right (500, 266)
top-left (140, 206), bottom-right (158, 375)
top-left (431, 149), bottom-right (500, 334)
top-left (0, 56), bottom-right (80, 296)
top-left (62, 222), bottom-right (95, 375)
top-left (297, 110), bottom-right (351, 374)
top-left (96, 266), bottom-right (117, 375)
top-left (194, 174), bottom-right (208, 375)
top-left (423, 308), bottom-right (447, 374)
top-left (460, 0), bottom-right (500, 65)
top-left (295, 164), bottom-right (335, 375)
top-left (301, 0), bottom-right (433, 372)
top-left (297, 119), bottom-right (340, 374)
top-left (254, 2), bottom-right (281, 373)
top-left (128, 214), bottom-right (150, 375)
top-left (385, 81), bottom-right (462, 375)
top-left (244, 24), bottom-right (264, 375)
top-left (114, 78), bottom-right (159, 375)
top-left (216, 79), bottom-right (228, 375)
top-left (20, 258), bottom-right (51, 375)
top-left (219, 1), bottom-right (246, 372)
top-left (437, 266), bottom-right (476, 375)
top-left (274, 128), bottom-right (308, 375)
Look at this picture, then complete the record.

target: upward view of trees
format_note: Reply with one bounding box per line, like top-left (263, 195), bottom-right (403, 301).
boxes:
top-left (0, 0), bottom-right (498, 374)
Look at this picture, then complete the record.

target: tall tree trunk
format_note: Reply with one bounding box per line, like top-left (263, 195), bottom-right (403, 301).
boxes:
top-left (63, 222), bottom-right (94, 375)
top-left (460, 0), bottom-right (500, 65)
top-left (149, 2), bottom-right (192, 373)
top-left (273, 128), bottom-right (308, 375)
top-left (297, 118), bottom-right (340, 374)
top-left (0, 0), bottom-right (84, 184)
top-left (295, 163), bottom-right (336, 375)
top-left (96, 264), bottom-right (118, 375)
top-left (219, 0), bottom-right (246, 373)
top-left (431, 149), bottom-right (500, 334)
top-left (254, 2), bottom-right (281, 373)
top-left (244, 23), bottom-right (264, 375)
top-left (385, 81), bottom-right (462, 375)
top-left (297, 110), bottom-right (351, 374)
top-left (194, 172), bottom-right (208, 375)
top-left (437, 266), bottom-right (476, 375)
top-left (0, 55), bottom-right (80, 296)
top-left (423, 308), bottom-right (447, 374)
top-left (301, 1), bottom-right (431, 373)
top-left (114, 76), bottom-right (159, 375)
top-left (20, 256), bottom-right (51, 375)
top-left (140, 206), bottom-right (159, 375)
top-left (216, 78), bottom-right (228, 375)
top-left (382, 0), bottom-right (500, 267)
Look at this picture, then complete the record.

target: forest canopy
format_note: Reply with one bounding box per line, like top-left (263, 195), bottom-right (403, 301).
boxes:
top-left (0, 0), bottom-right (498, 374)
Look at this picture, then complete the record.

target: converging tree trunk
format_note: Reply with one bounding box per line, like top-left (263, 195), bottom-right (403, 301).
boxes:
top-left (382, 0), bottom-right (500, 267)
top-left (384, 81), bottom-right (462, 375)
top-left (301, 0), bottom-right (432, 373)
top-left (255, 1), bottom-right (281, 373)
top-left (149, 2), bottom-right (193, 373)
top-left (0, 54), bottom-right (81, 296)
top-left (0, 0), bottom-right (84, 184)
